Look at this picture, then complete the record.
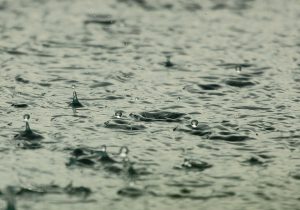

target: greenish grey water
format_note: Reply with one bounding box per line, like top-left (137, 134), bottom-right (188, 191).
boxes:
top-left (0, 0), bottom-right (300, 209)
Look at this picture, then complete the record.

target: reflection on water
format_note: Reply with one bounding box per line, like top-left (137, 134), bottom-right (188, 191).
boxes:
top-left (0, 0), bottom-right (300, 209)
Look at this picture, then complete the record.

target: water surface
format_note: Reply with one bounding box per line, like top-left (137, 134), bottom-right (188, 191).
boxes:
top-left (0, 0), bottom-right (300, 209)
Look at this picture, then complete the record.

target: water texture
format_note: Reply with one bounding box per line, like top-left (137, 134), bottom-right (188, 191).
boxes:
top-left (0, 0), bottom-right (300, 209)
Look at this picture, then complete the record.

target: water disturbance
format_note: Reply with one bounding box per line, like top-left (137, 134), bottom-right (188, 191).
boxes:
top-left (0, 0), bottom-right (300, 210)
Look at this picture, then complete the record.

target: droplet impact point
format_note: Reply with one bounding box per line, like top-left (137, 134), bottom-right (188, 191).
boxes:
top-left (115, 111), bottom-right (123, 118)
top-left (235, 65), bottom-right (242, 73)
top-left (23, 114), bottom-right (30, 121)
top-left (70, 85), bottom-right (83, 108)
top-left (119, 146), bottom-right (129, 159)
top-left (165, 56), bottom-right (174, 67)
top-left (191, 120), bottom-right (199, 128)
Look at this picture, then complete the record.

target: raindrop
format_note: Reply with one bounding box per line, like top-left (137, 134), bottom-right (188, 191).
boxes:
top-left (104, 121), bottom-right (110, 127)
top-left (23, 114), bottom-right (30, 121)
top-left (165, 56), bottom-right (174, 67)
top-left (182, 159), bottom-right (192, 168)
top-left (100, 145), bottom-right (107, 152)
top-left (23, 114), bottom-right (31, 131)
top-left (115, 111), bottom-right (123, 118)
top-left (235, 65), bottom-right (242, 73)
top-left (70, 85), bottom-right (83, 108)
top-left (72, 85), bottom-right (77, 99)
top-left (119, 146), bottom-right (129, 159)
top-left (191, 120), bottom-right (198, 128)
top-left (119, 147), bottom-right (137, 180)
top-left (98, 145), bottom-right (116, 163)
top-left (181, 158), bottom-right (212, 171)
top-left (14, 114), bottom-right (43, 141)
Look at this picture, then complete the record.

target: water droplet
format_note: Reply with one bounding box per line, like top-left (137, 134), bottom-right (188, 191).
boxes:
top-left (101, 145), bottom-right (107, 152)
top-left (115, 111), bottom-right (123, 118)
top-left (234, 113), bottom-right (240, 118)
top-left (165, 56), bottom-right (174, 67)
top-left (104, 121), bottom-right (110, 126)
top-left (129, 181), bottom-right (135, 187)
top-left (23, 114), bottom-right (30, 121)
top-left (119, 146), bottom-right (129, 159)
top-left (22, 114), bottom-right (32, 132)
top-left (182, 159), bottom-right (192, 168)
top-left (70, 85), bottom-right (83, 108)
top-left (72, 85), bottom-right (77, 99)
top-left (235, 65), bottom-right (242, 73)
top-left (191, 120), bottom-right (198, 128)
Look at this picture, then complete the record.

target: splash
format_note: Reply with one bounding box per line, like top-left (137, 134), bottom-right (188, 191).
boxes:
top-left (14, 114), bottom-right (43, 141)
top-left (69, 85), bottom-right (83, 108)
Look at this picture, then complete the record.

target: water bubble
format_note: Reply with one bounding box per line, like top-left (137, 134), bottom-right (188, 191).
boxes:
top-left (191, 120), bottom-right (198, 128)
top-left (119, 146), bottom-right (129, 159)
top-left (23, 114), bottom-right (30, 121)
top-left (235, 65), bottom-right (242, 73)
top-left (115, 111), bottom-right (123, 118)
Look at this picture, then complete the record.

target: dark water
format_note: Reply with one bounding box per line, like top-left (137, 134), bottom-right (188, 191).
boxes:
top-left (1, 0), bottom-right (300, 209)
